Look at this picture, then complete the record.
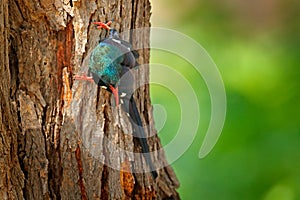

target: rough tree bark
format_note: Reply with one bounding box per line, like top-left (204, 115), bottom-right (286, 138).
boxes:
top-left (0, 0), bottom-right (179, 199)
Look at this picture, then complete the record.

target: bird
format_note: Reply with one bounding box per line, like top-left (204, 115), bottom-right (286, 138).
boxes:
top-left (74, 21), bottom-right (158, 179)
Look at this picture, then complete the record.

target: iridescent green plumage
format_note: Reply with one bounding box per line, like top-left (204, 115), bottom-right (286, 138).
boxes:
top-left (89, 42), bottom-right (124, 86)
top-left (88, 29), bottom-right (137, 91)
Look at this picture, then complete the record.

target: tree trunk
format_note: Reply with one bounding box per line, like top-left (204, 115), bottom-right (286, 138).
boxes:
top-left (0, 0), bottom-right (179, 199)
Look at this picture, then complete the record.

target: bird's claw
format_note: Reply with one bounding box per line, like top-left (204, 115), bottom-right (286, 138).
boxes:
top-left (109, 85), bottom-right (119, 106)
top-left (74, 74), bottom-right (94, 82)
top-left (93, 21), bottom-right (112, 30)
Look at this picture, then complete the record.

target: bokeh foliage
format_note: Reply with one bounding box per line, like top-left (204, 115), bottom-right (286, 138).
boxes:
top-left (150, 0), bottom-right (300, 199)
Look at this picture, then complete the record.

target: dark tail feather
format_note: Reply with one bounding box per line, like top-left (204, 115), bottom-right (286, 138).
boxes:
top-left (119, 67), bottom-right (157, 179)
top-left (129, 97), bottom-right (158, 179)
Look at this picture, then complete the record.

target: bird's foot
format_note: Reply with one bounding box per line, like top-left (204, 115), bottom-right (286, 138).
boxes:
top-left (74, 74), bottom-right (94, 82)
top-left (109, 85), bottom-right (119, 106)
top-left (93, 21), bottom-right (112, 30)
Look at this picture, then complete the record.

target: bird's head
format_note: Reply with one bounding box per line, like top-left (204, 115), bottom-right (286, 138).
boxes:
top-left (109, 29), bottom-right (120, 39)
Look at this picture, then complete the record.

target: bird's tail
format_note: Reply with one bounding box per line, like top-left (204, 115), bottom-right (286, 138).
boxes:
top-left (128, 96), bottom-right (158, 179)
top-left (119, 68), bottom-right (157, 179)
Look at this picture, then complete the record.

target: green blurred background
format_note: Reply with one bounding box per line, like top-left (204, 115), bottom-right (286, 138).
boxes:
top-left (149, 0), bottom-right (300, 199)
